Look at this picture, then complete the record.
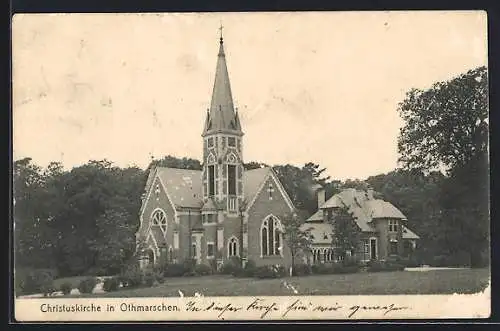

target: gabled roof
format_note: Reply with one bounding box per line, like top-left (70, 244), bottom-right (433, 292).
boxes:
top-left (308, 188), bottom-right (407, 233)
top-left (402, 225), bottom-right (420, 239)
top-left (243, 167), bottom-right (271, 204)
top-left (321, 195), bottom-right (344, 209)
top-left (366, 199), bottom-right (407, 219)
top-left (243, 166), bottom-right (296, 212)
top-left (201, 197), bottom-right (218, 211)
top-left (150, 166), bottom-right (280, 210)
top-left (307, 209), bottom-right (323, 222)
top-left (156, 167), bottom-right (203, 209)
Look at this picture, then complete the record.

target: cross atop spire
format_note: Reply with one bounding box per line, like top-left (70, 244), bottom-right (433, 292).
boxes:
top-left (219, 22), bottom-right (224, 43)
top-left (202, 28), bottom-right (243, 137)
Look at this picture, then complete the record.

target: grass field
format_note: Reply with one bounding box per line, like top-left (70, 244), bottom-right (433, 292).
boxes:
top-left (67, 268), bottom-right (489, 298)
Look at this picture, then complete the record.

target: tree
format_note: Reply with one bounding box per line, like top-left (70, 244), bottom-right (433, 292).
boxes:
top-left (149, 155), bottom-right (202, 171)
top-left (397, 66), bottom-right (489, 267)
top-left (274, 162), bottom-right (332, 215)
top-left (13, 158), bottom-right (55, 269)
top-left (366, 169), bottom-right (446, 263)
top-left (243, 161), bottom-right (269, 170)
top-left (89, 203), bottom-right (137, 275)
top-left (341, 179), bottom-right (369, 191)
top-left (329, 206), bottom-right (360, 263)
top-left (282, 212), bottom-right (313, 275)
top-left (397, 66), bottom-right (488, 173)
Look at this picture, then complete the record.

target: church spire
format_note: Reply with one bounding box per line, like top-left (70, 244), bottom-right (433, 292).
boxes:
top-left (202, 26), bottom-right (243, 137)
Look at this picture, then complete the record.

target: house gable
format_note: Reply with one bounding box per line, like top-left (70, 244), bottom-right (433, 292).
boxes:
top-left (245, 167), bottom-right (295, 213)
top-left (137, 175), bottom-right (177, 251)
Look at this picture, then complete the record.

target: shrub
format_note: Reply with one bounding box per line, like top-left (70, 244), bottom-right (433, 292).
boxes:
top-left (120, 264), bottom-right (143, 288)
top-left (182, 259), bottom-right (197, 275)
top-left (254, 265), bottom-right (286, 279)
top-left (311, 263), bottom-right (333, 275)
top-left (367, 260), bottom-right (405, 272)
top-left (194, 264), bottom-right (212, 276)
top-left (230, 259), bottom-right (256, 278)
top-left (208, 259), bottom-right (218, 274)
top-left (220, 257), bottom-right (242, 275)
top-left (85, 266), bottom-right (108, 277)
top-left (243, 259), bottom-right (257, 277)
top-left (342, 258), bottom-right (360, 267)
top-left (292, 264), bottom-right (312, 276)
top-left (16, 269), bottom-right (55, 296)
top-left (143, 271), bottom-right (156, 287)
top-left (334, 264), bottom-right (360, 274)
top-left (103, 277), bottom-right (120, 292)
top-left (78, 278), bottom-right (98, 294)
top-left (60, 282), bottom-right (73, 295)
top-left (162, 263), bottom-right (187, 277)
top-left (430, 254), bottom-right (470, 268)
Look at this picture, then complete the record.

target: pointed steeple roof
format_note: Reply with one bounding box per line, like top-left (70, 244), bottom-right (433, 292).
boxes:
top-left (202, 29), bottom-right (243, 137)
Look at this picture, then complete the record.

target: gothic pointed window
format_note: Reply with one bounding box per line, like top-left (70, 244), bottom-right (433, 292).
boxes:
top-left (151, 209), bottom-right (167, 234)
top-left (228, 136), bottom-right (236, 147)
top-left (228, 165), bottom-right (236, 196)
top-left (207, 137), bottom-right (214, 148)
top-left (261, 226), bottom-right (268, 256)
top-left (228, 237), bottom-right (239, 257)
top-left (208, 165), bottom-right (215, 197)
top-left (261, 215), bottom-right (283, 256)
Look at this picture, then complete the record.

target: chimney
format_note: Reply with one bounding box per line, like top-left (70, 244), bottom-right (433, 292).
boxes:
top-left (317, 188), bottom-right (326, 209)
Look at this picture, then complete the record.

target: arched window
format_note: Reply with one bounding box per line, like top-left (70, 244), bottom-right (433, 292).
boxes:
top-left (228, 237), bottom-right (239, 257)
top-left (151, 209), bottom-right (167, 234)
top-left (261, 215), bottom-right (283, 256)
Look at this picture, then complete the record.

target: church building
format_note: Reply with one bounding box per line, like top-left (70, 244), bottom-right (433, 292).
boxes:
top-left (135, 31), bottom-right (297, 269)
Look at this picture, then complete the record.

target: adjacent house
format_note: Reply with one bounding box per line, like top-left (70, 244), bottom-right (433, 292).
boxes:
top-left (302, 187), bottom-right (419, 263)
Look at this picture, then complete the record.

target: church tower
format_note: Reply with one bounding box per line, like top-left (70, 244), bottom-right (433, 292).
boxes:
top-left (202, 28), bottom-right (244, 216)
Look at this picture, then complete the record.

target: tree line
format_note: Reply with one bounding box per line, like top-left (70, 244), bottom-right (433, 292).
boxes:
top-left (13, 66), bottom-right (489, 277)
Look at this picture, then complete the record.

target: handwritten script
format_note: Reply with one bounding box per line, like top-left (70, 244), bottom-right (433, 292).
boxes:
top-left (184, 298), bottom-right (410, 319)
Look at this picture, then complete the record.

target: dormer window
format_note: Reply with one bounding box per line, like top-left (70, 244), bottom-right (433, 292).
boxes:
top-left (228, 137), bottom-right (236, 147)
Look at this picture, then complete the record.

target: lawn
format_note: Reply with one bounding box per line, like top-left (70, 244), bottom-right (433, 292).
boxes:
top-left (71, 268), bottom-right (490, 298)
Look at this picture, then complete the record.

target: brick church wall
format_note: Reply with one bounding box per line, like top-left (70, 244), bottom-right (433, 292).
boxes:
top-left (139, 177), bottom-right (175, 255)
top-left (246, 176), bottom-right (293, 267)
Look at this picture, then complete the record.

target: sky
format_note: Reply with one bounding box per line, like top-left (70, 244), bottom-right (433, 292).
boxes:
top-left (12, 11), bottom-right (487, 180)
